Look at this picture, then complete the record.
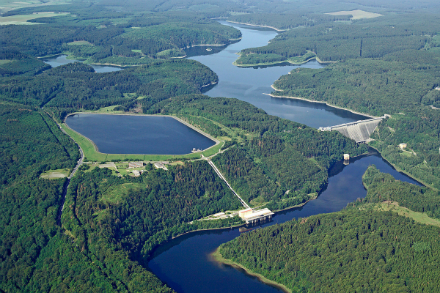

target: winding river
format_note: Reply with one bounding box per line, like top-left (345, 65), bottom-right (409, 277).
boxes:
top-left (147, 22), bottom-right (422, 292)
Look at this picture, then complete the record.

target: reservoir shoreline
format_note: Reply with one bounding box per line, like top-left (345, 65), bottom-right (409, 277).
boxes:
top-left (226, 20), bottom-right (286, 32)
top-left (210, 248), bottom-right (292, 293)
top-left (269, 85), bottom-right (377, 119)
top-left (64, 112), bottom-right (219, 157)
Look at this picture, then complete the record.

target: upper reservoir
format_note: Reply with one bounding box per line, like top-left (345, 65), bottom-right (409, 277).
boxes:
top-left (43, 55), bottom-right (122, 73)
top-left (65, 114), bottom-right (215, 155)
top-left (189, 22), bottom-right (369, 128)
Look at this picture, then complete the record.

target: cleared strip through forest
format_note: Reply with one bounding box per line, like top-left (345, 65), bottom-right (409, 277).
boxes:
top-left (205, 156), bottom-right (250, 209)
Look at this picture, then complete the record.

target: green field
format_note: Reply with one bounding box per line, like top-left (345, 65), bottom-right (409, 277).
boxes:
top-left (40, 168), bottom-right (71, 179)
top-left (376, 202), bottom-right (440, 227)
top-left (0, 12), bottom-right (69, 25)
top-left (67, 41), bottom-right (93, 46)
top-left (101, 183), bottom-right (143, 204)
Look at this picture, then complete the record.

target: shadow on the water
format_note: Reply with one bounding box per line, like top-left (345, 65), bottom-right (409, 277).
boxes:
top-left (149, 227), bottom-right (237, 260)
top-left (270, 96), bottom-right (371, 121)
top-left (184, 39), bottom-right (240, 58)
top-left (200, 82), bottom-right (218, 93)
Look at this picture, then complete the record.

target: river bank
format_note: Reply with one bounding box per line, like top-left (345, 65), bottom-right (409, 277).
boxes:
top-left (210, 248), bottom-right (292, 293)
top-left (233, 53), bottom-right (335, 68)
top-left (367, 144), bottom-right (428, 188)
top-left (269, 85), bottom-right (377, 119)
top-left (226, 20), bottom-right (286, 32)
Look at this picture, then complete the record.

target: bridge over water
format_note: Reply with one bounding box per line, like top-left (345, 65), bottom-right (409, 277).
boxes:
top-left (319, 116), bottom-right (387, 143)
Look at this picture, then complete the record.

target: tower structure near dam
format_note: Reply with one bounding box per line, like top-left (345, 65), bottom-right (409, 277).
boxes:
top-left (319, 116), bottom-right (388, 143)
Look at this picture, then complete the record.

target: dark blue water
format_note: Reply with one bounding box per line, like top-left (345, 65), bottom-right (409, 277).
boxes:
top-left (65, 114), bottom-right (215, 154)
top-left (148, 153), bottom-right (421, 293)
top-left (43, 55), bottom-right (122, 73)
top-left (189, 21), bottom-right (370, 129)
top-left (147, 22), bottom-right (423, 293)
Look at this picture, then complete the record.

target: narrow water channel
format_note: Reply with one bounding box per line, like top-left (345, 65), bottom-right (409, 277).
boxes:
top-left (148, 22), bottom-right (422, 292)
top-left (42, 55), bottom-right (122, 73)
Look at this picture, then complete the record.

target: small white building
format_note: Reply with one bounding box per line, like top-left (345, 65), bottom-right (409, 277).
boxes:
top-left (129, 161), bottom-right (144, 168)
top-left (399, 143), bottom-right (407, 150)
top-left (154, 162), bottom-right (168, 170)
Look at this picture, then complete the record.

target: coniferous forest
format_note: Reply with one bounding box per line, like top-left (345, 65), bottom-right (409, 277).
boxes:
top-left (1, 0), bottom-right (440, 292)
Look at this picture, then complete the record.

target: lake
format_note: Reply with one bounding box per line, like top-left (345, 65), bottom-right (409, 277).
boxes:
top-left (42, 55), bottom-right (122, 73)
top-left (148, 21), bottom-right (422, 293)
top-left (189, 21), bottom-right (369, 129)
top-left (65, 114), bottom-right (215, 155)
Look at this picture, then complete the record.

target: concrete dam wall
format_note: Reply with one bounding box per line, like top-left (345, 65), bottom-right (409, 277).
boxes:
top-left (319, 117), bottom-right (386, 143)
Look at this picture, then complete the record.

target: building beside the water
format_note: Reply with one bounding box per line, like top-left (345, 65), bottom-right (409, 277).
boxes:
top-left (238, 208), bottom-right (274, 224)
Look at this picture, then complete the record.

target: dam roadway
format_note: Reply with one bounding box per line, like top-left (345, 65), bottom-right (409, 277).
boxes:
top-left (319, 116), bottom-right (387, 143)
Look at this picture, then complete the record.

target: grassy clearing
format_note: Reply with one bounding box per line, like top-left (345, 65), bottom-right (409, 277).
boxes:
top-left (287, 51), bottom-right (317, 65)
top-left (0, 12), bottom-right (69, 25)
top-left (67, 41), bottom-right (93, 46)
top-left (376, 202), bottom-right (440, 227)
top-left (101, 183), bottom-right (142, 204)
top-left (95, 105), bottom-right (124, 113)
top-left (202, 141), bottom-right (224, 157)
top-left (40, 168), bottom-right (70, 179)
top-left (0, 60), bottom-right (12, 65)
top-left (325, 10), bottom-right (382, 20)
top-left (0, 0), bottom-right (69, 14)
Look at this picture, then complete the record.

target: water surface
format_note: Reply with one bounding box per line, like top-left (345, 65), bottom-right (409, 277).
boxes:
top-left (148, 153), bottom-right (421, 293)
top-left (66, 114), bottom-right (215, 154)
top-left (148, 22), bottom-right (422, 293)
top-left (189, 22), bottom-right (369, 128)
top-left (43, 55), bottom-right (122, 73)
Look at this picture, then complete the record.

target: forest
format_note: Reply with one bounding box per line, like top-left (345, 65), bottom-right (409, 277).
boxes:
top-left (235, 13), bottom-right (440, 65)
top-left (0, 57), bottom-right (218, 119)
top-left (1, 7), bottom-right (241, 65)
top-left (2, 0), bottom-right (440, 291)
top-left (219, 167), bottom-right (440, 292)
top-left (272, 50), bottom-right (440, 189)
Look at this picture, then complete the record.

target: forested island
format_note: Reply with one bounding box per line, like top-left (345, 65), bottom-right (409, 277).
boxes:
top-left (1, 0), bottom-right (440, 292)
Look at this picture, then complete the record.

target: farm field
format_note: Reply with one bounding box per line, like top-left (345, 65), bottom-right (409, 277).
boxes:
top-left (325, 9), bottom-right (382, 20)
top-left (0, 12), bottom-right (69, 25)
